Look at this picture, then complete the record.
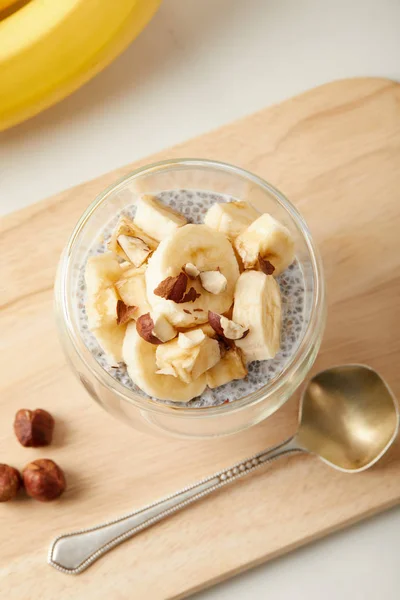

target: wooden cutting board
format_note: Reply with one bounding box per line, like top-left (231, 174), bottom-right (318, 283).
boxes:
top-left (1, 78), bottom-right (400, 599)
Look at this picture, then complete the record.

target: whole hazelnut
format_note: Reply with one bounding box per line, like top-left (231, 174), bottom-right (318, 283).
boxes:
top-left (14, 408), bottom-right (55, 447)
top-left (0, 464), bottom-right (21, 502)
top-left (22, 459), bottom-right (66, 502)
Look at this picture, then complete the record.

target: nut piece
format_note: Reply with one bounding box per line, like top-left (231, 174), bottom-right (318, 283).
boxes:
top-left (116, 300), bottom-right (137, 325)
top-left (0, 464), bottom-right (21, 502)
top-left (22, 459), bottom-right (66, 502)
top-left (183, 263), bottom-right (200, 279)
top-left (208, 311), bottom-right (249, 340)
top-left (258, 254), bottom-right (275, 275)
top-left (152, 314), bottom-right (177, 342)
top-left (136, 313), bottom-right (176, 344)
top-left (179, 287), bottom-right (201, 303)
top-left (154, 272), bottom-right (188, 302)
top-left (14, 408), bottom-right (55, 447)
top-left (136, 313), bottom-right (163, 344)
top-left (199, 270), bottom-right (227, 295)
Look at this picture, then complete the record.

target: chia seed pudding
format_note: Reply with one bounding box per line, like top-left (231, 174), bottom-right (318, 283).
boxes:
top-left (77, 190), bottom-right (309, 408)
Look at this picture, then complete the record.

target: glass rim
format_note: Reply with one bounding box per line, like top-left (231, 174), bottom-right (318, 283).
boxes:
top-left (58, 158), bottom-right (325, 420)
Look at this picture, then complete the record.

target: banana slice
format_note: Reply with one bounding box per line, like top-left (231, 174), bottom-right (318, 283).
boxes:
top-left (234, 213), bottom-right (295, 275)
top-left (204, 201), bottom-right (260, 240)
top-left (85, 253), bottom-right (126, 364)
top-left (146, 224), bottom-right (240, 327)
top-left (134, 195), bottom-right (187, 242)
top-left (85, 253), bottom-right (122, 329)
top-left (108, 215), bottom-right (158, 267)
top-left (123, 323), bottom-right (206, 402)
top-left (93, 325), bottom-right (127, 365)
top-left (233, 270), bottom-right (282, 363)
top-left (115, 264), bottom-right (151, 318)
top-left (206, 348), bottom-right (247, 388)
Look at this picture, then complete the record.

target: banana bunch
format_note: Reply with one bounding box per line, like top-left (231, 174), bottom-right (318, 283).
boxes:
top-left (0, 0), bottom-right (161, 130)
top-left (85, 195), bottom-right (295, 402)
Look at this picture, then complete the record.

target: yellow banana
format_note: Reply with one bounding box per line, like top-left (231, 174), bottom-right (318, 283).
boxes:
top-left (0, 0), bottom-right (161, 131)
top-left (0, 0), bottom-right (20, 12)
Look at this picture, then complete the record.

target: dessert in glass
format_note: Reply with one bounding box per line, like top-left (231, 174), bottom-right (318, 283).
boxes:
top-left (55, 159), bottom-right (325, 438)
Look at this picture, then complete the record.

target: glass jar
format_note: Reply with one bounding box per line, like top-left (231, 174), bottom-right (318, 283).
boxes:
top-left (55, 159), bottom-right (326, 438)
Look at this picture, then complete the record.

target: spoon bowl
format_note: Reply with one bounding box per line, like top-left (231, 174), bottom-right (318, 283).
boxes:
top-left (296, 364), bottom-right (399, 472)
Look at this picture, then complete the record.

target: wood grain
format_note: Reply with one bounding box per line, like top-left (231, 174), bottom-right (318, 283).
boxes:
top-left (1, 78), bottom-right (400, 599)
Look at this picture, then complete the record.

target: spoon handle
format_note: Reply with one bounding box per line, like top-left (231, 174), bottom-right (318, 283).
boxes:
top-left (48, 436), bottom-right (302, 574)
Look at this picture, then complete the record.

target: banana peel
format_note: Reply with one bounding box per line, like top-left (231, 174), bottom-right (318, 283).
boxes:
top-left (0, 0), bottom-right (162, 131)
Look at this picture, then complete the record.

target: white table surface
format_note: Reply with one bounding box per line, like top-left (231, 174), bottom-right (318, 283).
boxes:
top-left (1, 0), bottom-right (399, 598)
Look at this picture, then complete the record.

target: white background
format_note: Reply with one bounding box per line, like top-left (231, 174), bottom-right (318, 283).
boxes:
top-left (1, 0), bottom-right (399, 598)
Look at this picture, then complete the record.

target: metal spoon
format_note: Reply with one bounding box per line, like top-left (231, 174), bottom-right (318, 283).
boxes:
top-left (48, 364), bottom-right (399, 574)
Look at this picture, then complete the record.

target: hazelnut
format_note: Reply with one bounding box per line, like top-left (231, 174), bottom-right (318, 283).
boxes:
top-left (116, 300), bottom-right (137, 325)
top-left (199, 270), bottom-right (227, 295)
top-left (0, 464), bottom-right (21, 502)
top-left (22, 459), bottom-right (66, 502)
top-left (14, 408), bottom-right (55, 447)
top-left (178, 287), bottom-right (201, 303)
top-left (136, 313), bottom-right (163, 345)
top-left (183, 263), bottom-right (200, 279)
top-left (208, 311), bottom-right (249, 340)
top-left (154, 272), bottom-right (188, 302)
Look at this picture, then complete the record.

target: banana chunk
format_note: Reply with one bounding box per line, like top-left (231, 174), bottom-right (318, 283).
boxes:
top-left (123, 323), bottom-right (206, 402)
top-left (233, 271), bottom-right (282, 363)
top-left (134, 195), bottom-right (187, 242)
top-left (234, 213), bottom-right (295, 275)
top-left (85, 253), bottom-right (121, 330)
top-left (146, 224), bottom-right (240, 327)
top-left (206, 348), bottom-right (247, 389)
top-left (115, 264), bottom-right (151, 318)
top-left (204, 201), bottom-right (260, 240)
top-left (178, 329), bottom-right (206, 349)
top-left (156, 334), bottom-right (220, 384)
top-left (108, 216), bottom-right (157, 266)
top-left (85, 253), bottom-right (125, 364)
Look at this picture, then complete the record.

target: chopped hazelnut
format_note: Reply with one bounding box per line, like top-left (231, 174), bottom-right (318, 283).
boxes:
top-left (178, 287), bottom-right (201, 303)
top-left (199, 270), bottom-right (227, 294)
top-left (136, 313), bottom-right (163, 344)
top-left (183, 263), bottom-right (200, 279)
top-left (136, 313), bottom-right (176, 344)
top-left (154, 272), bottom-right (188, 302)
top-left (116, 300), bottom-right (137, 325)
top-left (208, 311), bottom-right (249, 341)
